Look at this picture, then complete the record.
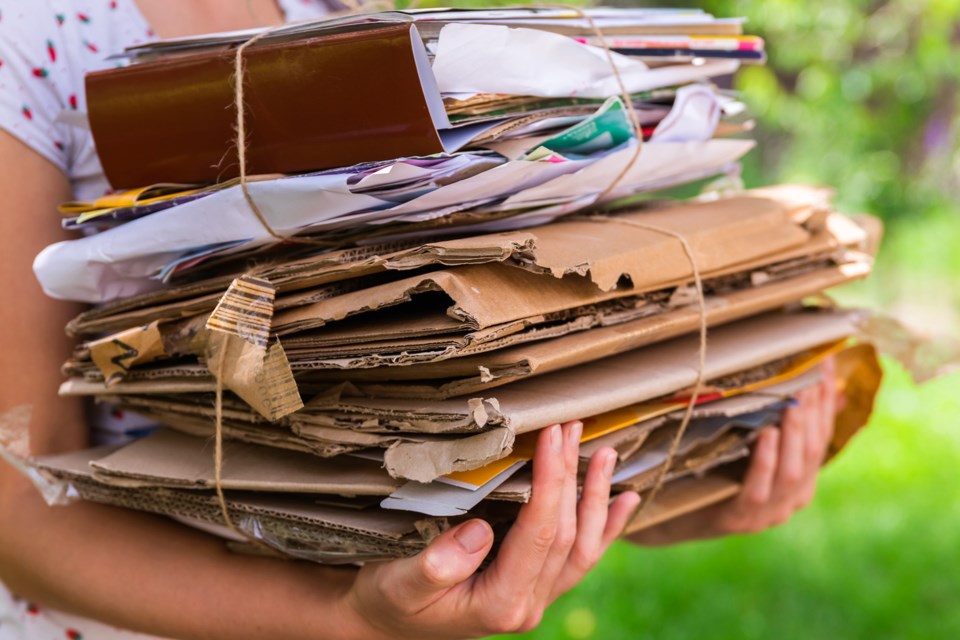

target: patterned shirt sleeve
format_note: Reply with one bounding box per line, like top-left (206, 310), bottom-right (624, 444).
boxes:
top-left (0, 2), bottom-right (74, 173)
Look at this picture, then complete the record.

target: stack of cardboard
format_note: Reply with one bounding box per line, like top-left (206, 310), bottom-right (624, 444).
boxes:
top-left (28, 8), bottom-right (883, 562)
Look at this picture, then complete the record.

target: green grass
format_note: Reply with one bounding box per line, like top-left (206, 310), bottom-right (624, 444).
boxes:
top-left (503, 363), bottom-right (960, 640)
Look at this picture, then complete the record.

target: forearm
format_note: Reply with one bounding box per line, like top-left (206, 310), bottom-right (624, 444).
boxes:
top-left (0, 467), bottom-right (360, 640)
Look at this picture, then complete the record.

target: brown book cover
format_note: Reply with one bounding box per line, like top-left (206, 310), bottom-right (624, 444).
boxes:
top-left (87, 22), bottom-right (448, 188)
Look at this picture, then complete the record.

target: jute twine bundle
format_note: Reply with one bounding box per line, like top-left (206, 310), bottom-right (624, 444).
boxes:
top-left (212, 0), bottom-right (709, 545)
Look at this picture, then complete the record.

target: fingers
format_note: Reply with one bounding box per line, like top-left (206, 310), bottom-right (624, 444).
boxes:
top-left (550, 446), bottom-right (615, 599)
top-left (371, 519), bottom-right (494, 615)
top-left (819, 356), bottom-right (837, 448)
top-left (720, 371), bottom-right (841, 534)
top-left (574, 449), bottom-right (618, 558)
top-left (476, 423), bottom-right (567, 610)
top-left (795, 358), bottom-right (838, 509)
top-left (552, 447), bottom-right (641, 601)
top-left (776, 388), bottom-right (808, 491)
top-left (801, 384), bottom-right (826, 469)
top-left (740, 427), bottom-right (780, 507)
top-left (532, 421), bottom-right (582, 605)
top-left (604, 491), bottom-right (642, 547)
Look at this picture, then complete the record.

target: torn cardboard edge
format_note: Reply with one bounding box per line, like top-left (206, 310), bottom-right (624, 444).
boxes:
top-left (271, 190), bottom-right (817, 334)
top-left (203, 276), bottom-right (303, 420)
top-left (91, 309), bottom-right (879, 483)
top-left (70, 184), bottom-right (866, 339)
top-left (72, 205), bottom-right (874, 403)
top-left (319, 261), bottom-right (871, 398)
top-left (68, 252), bottom-right (869, 401)
top-left (276, 248), bottom-right (863, 369)
top-left (66, 231), bottom-right (539, 336)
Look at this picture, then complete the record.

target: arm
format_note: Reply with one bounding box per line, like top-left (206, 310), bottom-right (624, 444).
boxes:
top-left (628, 358), bottom-right (838, 546)
top-left (0, 131), bottom-right (639, 638)
top-left (0, 129), bottom-right (360, 639)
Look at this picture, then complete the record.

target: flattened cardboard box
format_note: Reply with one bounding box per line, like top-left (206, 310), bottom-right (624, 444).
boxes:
top-left (305, 261), bottom-right (870, 396)
top-left (270, 191), bottom-right (814, 335)
top-left (66, 205), bottom-right (874, 396)
top-left (89, 309), bottom-right (866, 482)
top-left (69, 185), bottom-right (830, 340)
top-left (32, 447), bottom-right (444, 562)
top-left (31, 342), bottom-right (880, 558)
top-left (67, 230), bottom-right (539, 336)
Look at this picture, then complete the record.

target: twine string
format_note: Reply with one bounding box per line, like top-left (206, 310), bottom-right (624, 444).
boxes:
top-left (528, 3), bottom-right (645, 202)
top-left (580, 215), bottom-right (707, 512)
top-left (211, 339), bottom-right (283, 554)
top-left (212, 343), bottom-right (233, 528)
top-left (213, 346), bottom-right (233, 538)
top-left (217, 1), bottom-right (705, 529)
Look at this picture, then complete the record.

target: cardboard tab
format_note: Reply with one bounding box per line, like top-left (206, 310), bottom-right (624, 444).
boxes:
top-left (206, 275), bottom-right (276, 348)
top-left (206, 276), bottom-right (303, 421)
top-left (88, 321), bottom-right (167, 385)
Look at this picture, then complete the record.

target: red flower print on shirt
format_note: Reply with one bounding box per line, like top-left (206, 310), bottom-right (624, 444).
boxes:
top-left (47, 39), bottom-right (57, 62)
top-left (110, 0), bottom-right (119, 8)
top-left (77, 12), bottom-right (91, 24)
top-left (55, 141), bottom-right (66, 152)
top-left (26, 602), bottom-right (40, 615)
top-left (84, 39), bottom-right (99, 53)
top-left (32, 67), bottom-right (49, 78)
top-left (22, 106), bottom-right (33, 120)
top-left (66, 630), bottom-right (84, 640)
top-left (56, 13), bottom-right (66, 25)
top-left (69, 94), bottom-right (79, 110)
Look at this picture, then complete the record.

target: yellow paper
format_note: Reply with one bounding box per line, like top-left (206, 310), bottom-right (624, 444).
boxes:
top-left (442, 340), bottom-right (849, 488)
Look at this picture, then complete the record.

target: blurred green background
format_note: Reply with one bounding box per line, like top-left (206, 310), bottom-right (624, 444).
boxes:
top-left (475, 0), bottom-right (960, 637)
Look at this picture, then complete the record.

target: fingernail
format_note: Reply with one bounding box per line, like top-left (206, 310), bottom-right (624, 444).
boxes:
top-left (550, 425), bottom-right (562, 452)
top-left (568, 421), bottom-right (583, 447)
top-left (603, 451), bottom-right (617, 479)
top-left (454, 520), bottom-right (491, 554)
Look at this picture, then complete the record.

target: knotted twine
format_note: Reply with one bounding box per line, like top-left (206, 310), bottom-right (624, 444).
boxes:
top-left (211, 0), bottom-right (710, 541)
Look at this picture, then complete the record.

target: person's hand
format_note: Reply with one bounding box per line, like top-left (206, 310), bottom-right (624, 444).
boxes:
top-left (342, 421), bottom-right (641, 639)
top-left (628, 356), bottom-right (838, 546)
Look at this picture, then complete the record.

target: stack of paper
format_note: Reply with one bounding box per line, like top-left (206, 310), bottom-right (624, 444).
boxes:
top-left (28, 8), bottom-right (883, 562)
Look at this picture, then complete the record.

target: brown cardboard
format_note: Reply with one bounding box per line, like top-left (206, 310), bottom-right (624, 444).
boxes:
top-left (90, 429), bottom-right (402, 495)
top-left (623, 473), bottom-right (742, 534)
top-left (271, 191), bottom-right (815, 335)
top-left (70, 192), bottom-right (875, 404)
top-left (323, 309), bottom-right (859, 435)
top-left (32, 447), bottom-right (441, 561)
top-left (314, 261), bottom-right (869, 397)
top-left (70, 309), bottom-right (866, 482)
top-left (66, 231), bottom-right (538, 336)
top-left (204, 277), bottom-right (303, 420)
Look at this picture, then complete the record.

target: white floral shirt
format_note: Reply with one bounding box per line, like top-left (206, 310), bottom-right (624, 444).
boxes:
top-left (0, 2), bottom-right (330, 637)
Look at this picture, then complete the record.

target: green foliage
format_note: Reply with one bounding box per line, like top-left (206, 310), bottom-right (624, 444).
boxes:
top-left (683, 0), bottom-right (960, 226)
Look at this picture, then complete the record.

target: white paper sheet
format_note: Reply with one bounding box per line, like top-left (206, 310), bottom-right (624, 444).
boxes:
top-left (33, 173), bottom-right (387, 302)
top-left (33, 154), bottom-right (588, 302)
top-left (494, 138), bottom-right (755, 212)
top-left (380, 460), bottom-right (525, 516)
top-left (432, 23), bottom-right (739, 99)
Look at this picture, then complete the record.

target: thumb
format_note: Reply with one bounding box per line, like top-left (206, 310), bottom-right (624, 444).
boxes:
top-left (381, 519), bottom-right (494, 610)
